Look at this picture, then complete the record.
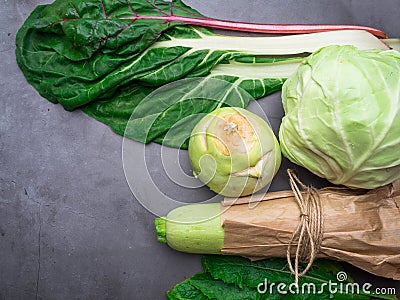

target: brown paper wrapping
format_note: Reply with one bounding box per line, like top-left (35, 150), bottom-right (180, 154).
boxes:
top-left (221, 179), bottom-right (400, 280)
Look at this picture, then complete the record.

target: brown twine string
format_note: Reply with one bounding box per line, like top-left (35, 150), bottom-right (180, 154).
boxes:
top-left (286, 169), bottom-right (324, 285)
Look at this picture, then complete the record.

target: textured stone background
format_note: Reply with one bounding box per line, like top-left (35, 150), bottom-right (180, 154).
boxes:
top-left (1, 0), bottom-right (399, 299)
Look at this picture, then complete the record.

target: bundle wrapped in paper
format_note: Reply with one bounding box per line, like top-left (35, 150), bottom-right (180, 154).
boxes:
top-left (156, 176), bottom-right (400, 280)
top-left (222, 177), bottom-right (400, 280)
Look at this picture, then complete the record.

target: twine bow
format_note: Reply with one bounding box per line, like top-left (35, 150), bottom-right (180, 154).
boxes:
top-left (286, 169), bottom-right (324, 285)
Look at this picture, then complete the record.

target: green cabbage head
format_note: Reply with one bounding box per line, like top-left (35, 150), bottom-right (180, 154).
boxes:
top-left (279, 45), bottom-right (400, 189)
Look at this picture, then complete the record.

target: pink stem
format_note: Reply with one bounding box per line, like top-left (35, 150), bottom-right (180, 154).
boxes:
top-left (133, 15), bottom-right (387, 38)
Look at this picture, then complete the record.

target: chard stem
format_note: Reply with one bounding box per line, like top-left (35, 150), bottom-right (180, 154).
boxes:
top-left (120, 15), bottom-right (387, 38)
top-left (154, 29), bottom-right (389, 56)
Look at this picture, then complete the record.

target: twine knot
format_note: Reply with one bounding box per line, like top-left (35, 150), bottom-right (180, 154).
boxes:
top-left (286, 169), bottom-right (324, 285)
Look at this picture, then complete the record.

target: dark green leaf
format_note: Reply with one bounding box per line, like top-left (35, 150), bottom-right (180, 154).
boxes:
top-left (202, 256), bottom-right (345, 289)
top-left (16, 0), bottom-right (214, 109)
top-left (168, 256), bottom-right (399, 300)
top-left (82, 83), bottom-right (155, 136)
top-left (123, 77), bottom-right (253, 148)
top-left (16, 0), bottom-right (297, 149)
top-left (167, 277), bottom-right (209, 300)
top-left (189, 272), bottom-right (261, 300)
top-left (201, 256), bottom-right (371, 300)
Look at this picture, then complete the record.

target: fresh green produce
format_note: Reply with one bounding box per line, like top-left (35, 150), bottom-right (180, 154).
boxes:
top-left (123, 77), bottom-right (275, 149)
top-left (279, 45), bottom-right (400, 189)
top-left (167, 255), bottom-right (396, 300)
top-left (155, 203), bottom-right (222, 254)
top-left (16, 0), bottom-right (390, 149)
top-left (188, 107), bottom-right (281, 197)
top-left (156, 179), bottom-right (400, 280)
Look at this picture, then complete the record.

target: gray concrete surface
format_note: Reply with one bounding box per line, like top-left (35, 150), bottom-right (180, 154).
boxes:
top-left (1, 0), bottom-right (399, 299)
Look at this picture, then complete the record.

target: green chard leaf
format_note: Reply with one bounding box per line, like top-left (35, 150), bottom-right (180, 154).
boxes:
top-left (167, 276), bottom-right (209, 300)
top-left (190, 272), bottom-right (261, 300)
top-left (168, 273), bottom-right (269, 300)
top-left (82, 83), bottom-right (155, 136)
top-left (123, 77), bottom-right (254, 149)
top-left (168, 256), bottom-right (398, 300)
top-left (201, 255), bottom-right (344, 289)
top-left (16, 0), bottom-right (300, 149)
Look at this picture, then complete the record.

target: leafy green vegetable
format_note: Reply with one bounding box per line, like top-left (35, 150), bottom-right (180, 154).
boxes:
top-left (279, 45), bottom-right (400, 189)
top-left (16, 0), bottom-right (390, 149)
top-left (82, 59), bottom-right (293, 148)
top-left (123, 78), bottom-right (254, 148)
top-left (167, 276), bottom-right (209, 300)
top-left (16, 0), bottom-right (299, 148)
top-left (168, 273), bottom-right (260, 300)
top-left (168, 256), bottom-right (397, 300)
top-left (190, 272), bottom-right (260, 300)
